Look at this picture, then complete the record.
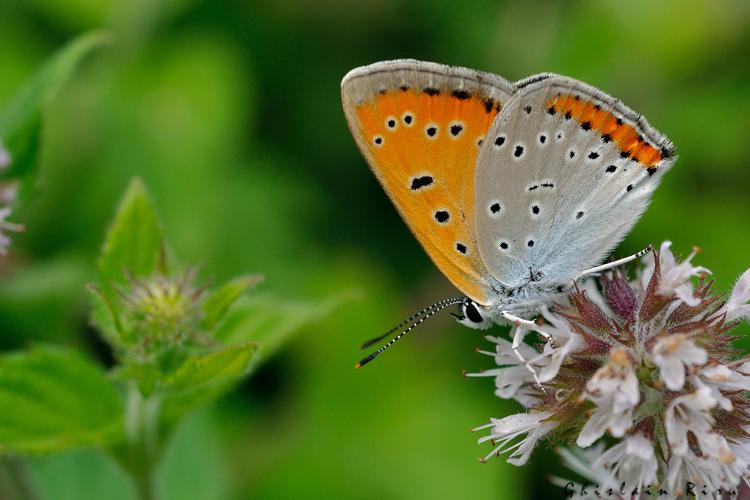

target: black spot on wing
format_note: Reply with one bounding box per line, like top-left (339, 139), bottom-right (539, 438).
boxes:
top-left (483, 98), bottom-right (495, 113)
top-left (434, 210), bottom-right (450, 223)
top-left (452, 89), bottom-right (471, 100)
top-left (410, 176), bottom-right (433, 190)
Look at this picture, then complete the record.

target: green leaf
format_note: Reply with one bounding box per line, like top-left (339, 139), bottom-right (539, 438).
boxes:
top-left (96, 178), bottom-right (163, 292)
top-left (160, 342), bottom-right (257, 424)
top-left (0, 31), bottom-right (111, 203)
top-left (0, 346), bottom-right (123, 453)
top-left (200, 274), bottom-right (263, 332)
top-left (214, 292), bottom-right (348, 372)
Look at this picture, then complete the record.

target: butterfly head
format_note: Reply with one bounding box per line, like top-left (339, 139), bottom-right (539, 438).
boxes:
top-left (451, 299), bottom-right (493, 330)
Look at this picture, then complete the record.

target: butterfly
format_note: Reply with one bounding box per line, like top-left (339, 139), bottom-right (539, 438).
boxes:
top-left (341, 60), bottom-right (675, 377)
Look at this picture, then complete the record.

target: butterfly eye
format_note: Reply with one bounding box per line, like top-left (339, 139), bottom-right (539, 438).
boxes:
top-left (464, 301), bottom-right (484, 323)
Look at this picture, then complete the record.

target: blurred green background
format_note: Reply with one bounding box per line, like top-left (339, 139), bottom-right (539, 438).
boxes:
top-left (1, 0), bottom-right (750, 498)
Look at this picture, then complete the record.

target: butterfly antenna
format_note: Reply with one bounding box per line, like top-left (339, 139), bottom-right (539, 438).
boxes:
top-left (355, 297), bottom-right (465, 368)
top-left (359, 297), bottom-right (466, 349)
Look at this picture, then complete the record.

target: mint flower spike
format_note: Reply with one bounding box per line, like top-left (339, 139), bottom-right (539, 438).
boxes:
top-left (0, 142), bottom-right (10, 170)
top-left (0, 143), bottom-right (23, 255)
top-left (471, 241), bottom-right (750, 495)
top-left (0, 205), bottom-right (23, 255)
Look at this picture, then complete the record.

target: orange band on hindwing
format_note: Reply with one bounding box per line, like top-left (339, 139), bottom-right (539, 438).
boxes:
top-left (545, 94), bottom-right (664, 167)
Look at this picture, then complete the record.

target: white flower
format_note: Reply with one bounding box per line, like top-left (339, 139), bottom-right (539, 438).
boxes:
top-left (466, 333), bottom-right (541, 406)
top-left (577, 349), bottom-right (640, 447)
top-left (592, 433), bottom-right (658, 494)
top-left (667, 450), bottom-right (722, 495)
top-left (722, 267), bottom-right (750, 323)
top-left (651, 334), bottom-right (708, 391)
top-left (701, 433), bottom-right (749, 489)
top-left (551, 445), bottom-right (619, 498)
top-left (729, 433), bottom-right (750, 487)
top-left (648, 241), bottom-right (711, 306)
top-left (0, 142), bottom-right (10, 170)
top-left (665, 387), bottom-right (717, 456)
top-left (0, 206), bottom-right (23, 255)
top-left (534, 306), bottom-right (583, 383)
top-left (0, 182), bottom-right (18, 206)
top-left (692, 364), bottom-right (750, 411)
top-left (475, 411), bottom-right (557, 465)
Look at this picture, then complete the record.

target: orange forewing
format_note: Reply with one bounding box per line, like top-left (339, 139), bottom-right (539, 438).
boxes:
top-left (354, 90), bottom-right (500, 303)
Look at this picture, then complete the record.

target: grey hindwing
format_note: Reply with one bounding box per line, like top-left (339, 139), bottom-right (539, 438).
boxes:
top-left (474, 74), bottom-right (675, 289)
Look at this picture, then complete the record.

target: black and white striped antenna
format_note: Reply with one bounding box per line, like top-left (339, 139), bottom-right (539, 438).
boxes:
top-left (355, 297), bottom-right (466, 368)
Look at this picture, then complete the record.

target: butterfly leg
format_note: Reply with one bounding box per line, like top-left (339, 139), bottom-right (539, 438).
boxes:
top-left (575, 245), bottom-right (653, 281)
top-left (502, 311), bottom-right (549, 392)
top-left (509, 325), bottom-right (545, 392)
top-left (500, 311), bottom-right (555, 347)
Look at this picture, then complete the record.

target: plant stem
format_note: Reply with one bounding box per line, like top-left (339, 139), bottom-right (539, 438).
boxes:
top-left (133, 469), bottom-right (156, 500)
top-left (123, 384), bottom-right (162, 500)
top-left (0, 457), bottom-right (40, 500)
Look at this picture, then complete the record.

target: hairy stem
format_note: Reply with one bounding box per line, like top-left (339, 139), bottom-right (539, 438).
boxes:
top-left (120, 384), bottom-right (162, 500)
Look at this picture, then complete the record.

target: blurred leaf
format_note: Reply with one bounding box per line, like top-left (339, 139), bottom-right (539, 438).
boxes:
top-left (26, 450), bottom-right (135, 500)
top-left (160, 342), bottom-right (256, 424)
top-left (200, 274), bottom-right (264, 332)
top-left (87, 285), bottom-right (120, 348)
top-left (157, 409), bottom-right (231, 500)
top-left (0, 31), bottom-right (110, 203)
top-left (0, 255), bottom-right (88, 348)
top-left (0, 346), bottom-right (123, 453)
top-left (215, 292), bottom-right (349, 372)
top-left (96, 177), bottom-right (163, 292)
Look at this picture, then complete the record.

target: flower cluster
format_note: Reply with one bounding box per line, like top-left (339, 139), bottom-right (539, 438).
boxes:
top-left (469, 242), bottom-right (750, 496)
top-left (0, 141), bottom-right (22, 254)
top-left (117, 268), bottom-right (207, 353)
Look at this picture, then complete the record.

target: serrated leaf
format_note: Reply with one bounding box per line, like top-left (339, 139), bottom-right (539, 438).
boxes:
top-left (214, 292), bottom-right (348, 372)
top-left (0, 31), bottom-right (111, 204)
top-left (160, 342), bottom-right (257, 424)
top-left (200, 274), bottom-right (263, 332)
top-left (0, 346), bottom-right (123, 453)
top-left (96, 178), bottom-right (163, 293)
